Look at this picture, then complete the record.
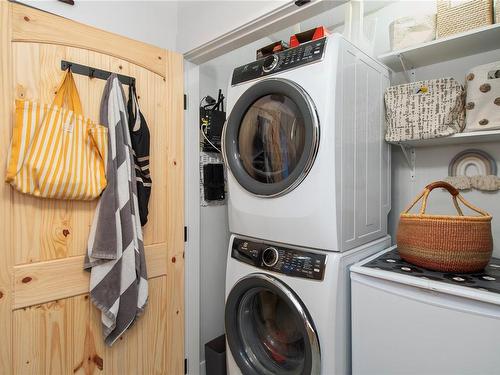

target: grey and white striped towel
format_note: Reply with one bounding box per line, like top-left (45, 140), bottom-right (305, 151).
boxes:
top-left (84, 74), bottom-right (148, 346)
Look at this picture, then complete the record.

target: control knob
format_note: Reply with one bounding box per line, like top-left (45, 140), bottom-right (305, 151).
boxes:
top-left (262, 247), bottom-right (279, 267)
top-left (262, 54), bottom-right (279, 73)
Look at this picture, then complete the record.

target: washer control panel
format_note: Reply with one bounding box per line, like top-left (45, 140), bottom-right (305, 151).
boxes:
top-left (231, 237), bottom-right (327, 280)
top-left (231, 37), bottom-right (327, 86)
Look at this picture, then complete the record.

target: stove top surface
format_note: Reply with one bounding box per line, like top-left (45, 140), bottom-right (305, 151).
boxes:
top-left (363, 249), bottom-right (500, 295)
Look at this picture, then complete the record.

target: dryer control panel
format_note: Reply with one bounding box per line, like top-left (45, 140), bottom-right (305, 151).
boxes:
top-left (231, 237), bottom-right (327, 280)
top-left (231, 37), bottom-right (327, 86)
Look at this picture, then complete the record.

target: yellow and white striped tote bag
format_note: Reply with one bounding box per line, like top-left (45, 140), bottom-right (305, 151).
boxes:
top-left (6, 71), bottom-right (108, 200)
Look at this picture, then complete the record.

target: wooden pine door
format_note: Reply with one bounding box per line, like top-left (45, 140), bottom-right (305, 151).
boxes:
top-left (0, 2), bottom-right (184, 374)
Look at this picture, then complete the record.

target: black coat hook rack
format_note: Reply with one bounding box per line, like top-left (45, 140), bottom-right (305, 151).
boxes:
top-left (61, 60), bottom-right (136, 86)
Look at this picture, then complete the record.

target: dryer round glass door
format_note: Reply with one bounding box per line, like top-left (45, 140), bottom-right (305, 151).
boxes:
top-left (223, 78), bottom-right (319, 197)
top-left (225, 273), bottom-right (320, 375)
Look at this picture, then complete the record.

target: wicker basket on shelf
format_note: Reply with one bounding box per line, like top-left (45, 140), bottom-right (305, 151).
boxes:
top-left (437, 0), bottom-right (494, 38)
top-left (496, 0), bottom-right (500, 22)
top-left (397, 181), bottom-right (493, 273)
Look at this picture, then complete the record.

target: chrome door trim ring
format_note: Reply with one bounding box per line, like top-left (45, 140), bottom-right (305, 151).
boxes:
top-left (222, 78), bottom-right (320, 198)
top-left (225, 273), bottom-right (321, 375)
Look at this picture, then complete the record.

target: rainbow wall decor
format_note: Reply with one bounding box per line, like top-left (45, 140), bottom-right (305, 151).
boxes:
top-left (446, 149), bottom-right (500, 191)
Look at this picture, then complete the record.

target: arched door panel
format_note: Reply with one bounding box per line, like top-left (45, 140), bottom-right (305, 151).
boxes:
top-left (0, 3), bottom-right (184, 374)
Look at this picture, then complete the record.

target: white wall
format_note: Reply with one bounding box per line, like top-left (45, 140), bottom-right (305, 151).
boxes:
top-left (176, 0), bottom-right (289, 54)
top-left (19, 0), bottom-right (179, 49)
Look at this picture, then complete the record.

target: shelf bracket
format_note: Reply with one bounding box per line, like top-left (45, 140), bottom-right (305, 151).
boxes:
top-left (397, 53), bottom-right (416, 83)
top-left (399, 144), bottom-right (416, 180)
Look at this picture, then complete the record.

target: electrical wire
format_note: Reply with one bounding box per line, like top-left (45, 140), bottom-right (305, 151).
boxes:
top-left (200, 123), bottom-right (221, 153)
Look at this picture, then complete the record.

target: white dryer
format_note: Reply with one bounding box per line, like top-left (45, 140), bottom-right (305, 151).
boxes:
top-left (223, 34), bottom-right (391, 252)
top-left (224, 234), bottom-right (391, 375)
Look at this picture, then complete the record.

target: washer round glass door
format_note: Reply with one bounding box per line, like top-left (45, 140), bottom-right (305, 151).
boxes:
top-left (223, 78), bottom-right (319, 197)
top-left (225, 273), bottom-right (321, 375)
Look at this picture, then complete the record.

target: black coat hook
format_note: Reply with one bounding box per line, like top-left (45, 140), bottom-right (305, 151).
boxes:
top-left (61, 61), bottom-right (72, 71)
top-left (60, 60), bottom-right (136, 86)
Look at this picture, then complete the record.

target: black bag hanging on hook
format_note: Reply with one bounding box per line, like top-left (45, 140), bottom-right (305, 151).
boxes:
top-left (128, 84), bottom-right (152, 226)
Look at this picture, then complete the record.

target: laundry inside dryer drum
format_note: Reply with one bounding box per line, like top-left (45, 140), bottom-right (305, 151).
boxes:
top-left (224, 78), bottom-right (319, 198)
top-left (238, 94), bottom-right (306, 184)
top-left (225, 274), bottom-right (320, 375)
top-left (240, 288), bottom-right (304, 372)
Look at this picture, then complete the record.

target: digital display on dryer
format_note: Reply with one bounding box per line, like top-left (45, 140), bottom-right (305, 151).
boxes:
top-left (277, 249), bottom-right (326, 280)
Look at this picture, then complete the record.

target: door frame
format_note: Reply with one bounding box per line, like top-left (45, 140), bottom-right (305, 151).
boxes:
top-left (184, 60), bottom-right (201, 375)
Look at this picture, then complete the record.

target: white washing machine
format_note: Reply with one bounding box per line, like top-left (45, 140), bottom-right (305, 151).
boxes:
top-left (223, 34), bottom-right (391, 252)
top-left (225, 234), bottom-right (391, 375)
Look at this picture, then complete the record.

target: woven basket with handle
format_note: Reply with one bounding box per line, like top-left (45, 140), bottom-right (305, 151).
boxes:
top-left (397, 181), bottom-right (493, 273)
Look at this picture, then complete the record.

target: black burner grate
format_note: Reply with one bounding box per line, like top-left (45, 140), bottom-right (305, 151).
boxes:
top-left (363, 249), bottom-right (500, 294)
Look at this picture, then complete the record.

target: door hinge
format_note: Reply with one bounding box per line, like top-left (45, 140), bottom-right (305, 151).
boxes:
top-left (184, 358), bottom-right (188, 374)
top-left (184, 94), bottom-right (187, 110)
top-left (184, 226), bottom-right (188, 242)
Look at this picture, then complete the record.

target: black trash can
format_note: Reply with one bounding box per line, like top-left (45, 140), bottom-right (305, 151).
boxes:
top-left (205, 334), bottom-right (227, 375)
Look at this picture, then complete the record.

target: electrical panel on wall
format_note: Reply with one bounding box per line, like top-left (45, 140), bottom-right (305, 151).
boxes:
top-left (199, 90), bottom-right (227, 206)
top-left (199, 153), bottom-right (226, 206)
top-left (200, 90), bottom-right (225, 153)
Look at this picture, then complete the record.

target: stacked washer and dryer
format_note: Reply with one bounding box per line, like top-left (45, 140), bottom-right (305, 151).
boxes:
top-left (222, 34), bottom-right (391, 375)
